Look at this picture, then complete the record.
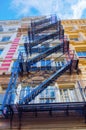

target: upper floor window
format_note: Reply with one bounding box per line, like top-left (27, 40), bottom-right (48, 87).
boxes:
top-left (0, 49), bottom-right (3, 55)
top-left (70, 38), bottom-right (78, 41)
top-left (8, 28), bottom-right (16, 31)
top-left (0, 25), bottom-right (3, 32)
top-left (18, 44), bottom-right (51, 55)
top-left (22, 35), bottom-right (28, 42)
top-left (31, 45), bottom-right (51, 54)
top-left (1, 36), bottom-right (10, 42)
top-left (0, 93), bottom-right (4, 109)
top-left (18, 46), bottom-right (25, 53)
top-left (77, 51), bottom-right (86, 57)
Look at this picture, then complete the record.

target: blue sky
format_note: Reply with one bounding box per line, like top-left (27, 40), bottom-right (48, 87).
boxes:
top-left (0, 0), bottom-right (86, 20)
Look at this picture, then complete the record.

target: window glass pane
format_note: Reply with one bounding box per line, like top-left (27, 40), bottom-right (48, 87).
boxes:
top-left (39, 86), bottom-right (56, 103)
top-left (77, 52), bottom-right (86, 57)
top-left (18, 46), bottom-right (25, 53)
top-left (73, 38), bottom-right (78, 41)
top-left (18, 44), bottom-right (51, 54)
top-left (8, 28), bottom-right (16, 31)
top-left (0, 25), bottom-right (3, 32)
top-left (69, 89), bottom-right (77, 102)
top-left (0, 27), bottom-right (3, 32)
top-left (63, 89), bottom-right (70, 102)
top-left (11, 61), bottom-right (18, 72)
top-left (50, 90), bottom-right (55, 98)
top-left (82, 52), bottom-right (86, 57)
top-left (0, 94), bottom-right (4, 109)
top-left (60, 88), bottom-right (78, 102)
top-left (1, 36), bottom-right (10, 42)
top-left (22, 36), bottom-right (28, 42)
top-left (0, 49), bottom-right (3, 55)
top-left (70, 38), bottom-right (76, 41)
top-left (77, 52), bottom-right (82, 57)
top-left (31, 46), bottom-right (51, 54)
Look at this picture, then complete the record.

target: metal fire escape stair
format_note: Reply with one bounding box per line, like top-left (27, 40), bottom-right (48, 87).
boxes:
top-left (31, 16), bottom-right (52, 27)
top-left (20, 61), bottom-right (71, 104)
top-left (29, 31), bottom-right (60, 48)
top-left (31, 22), bottom-right (59, 35)
top-left (28, 15), bottom-right (63, 54)
top-left (19, 15), bottom-right (71, 104)
top-left (2, 15), bottom-right (75, 113)
top-left (19, 43), bottom-right (63, 72)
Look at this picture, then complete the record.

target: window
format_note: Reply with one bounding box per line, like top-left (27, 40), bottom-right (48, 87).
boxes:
top-left (0, 49), bottom-right (3, 55)
top-left (18, 45), bottom-right (51, 54)
top-left (39, 86), bottom-right (56, 103)
top-left (22, 35), bottom-right (28, 42)
top-left (31, 46), bottom-right (51, 54)
top-left (8, 28), bottom-right (16, 31)
top-left (18, 46), bottom-right (25, 53)
top-left (77, 51), bottom-right (86, 57)
top-left (1, 36), bottom-right (10, 42)
top-left (60, 88), bottom-right (78, 102)
top-left (69, 89), bottom-right (77, 102)
top-left (0, 93), bottom-right (4, 109)
top-left (11, 61), bottom-right (18, 72)
top-left (70, 38), bottom-right (78, 41)
top-left (0, 25), bottom-right (3, 32)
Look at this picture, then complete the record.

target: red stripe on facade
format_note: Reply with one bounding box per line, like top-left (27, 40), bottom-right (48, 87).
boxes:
top-left (0, 68), bottom-right (9, 70)
top-left (3, 60), bottom-right (12, 62)
top-left (10, 47), bottom-right (17, 49)
top-left (0, 37), bottom-right (20, 72)
top-left (2, 63), bottom-right (11, 66)
top-left (5, 56), bottom-right (13, 58)
top-left (7, 52), bottom-right (15, 55)
top-left (8, 49), bottom-right (16, 52)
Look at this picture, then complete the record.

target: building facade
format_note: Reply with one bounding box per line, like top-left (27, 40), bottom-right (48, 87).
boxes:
top-left (0, 16), bottom-right (86, 129)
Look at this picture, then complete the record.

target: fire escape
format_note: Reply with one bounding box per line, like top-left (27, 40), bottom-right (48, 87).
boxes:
top-left (1, 15), bottom-right (86, 126)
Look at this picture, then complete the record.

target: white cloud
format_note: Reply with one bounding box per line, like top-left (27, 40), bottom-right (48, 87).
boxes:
top-left (71, 0), bottom-right (86, 19)
top-left (10, 0), bottom-right (53, 17)
top-left (10, 0), bottom-right (86, 19)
